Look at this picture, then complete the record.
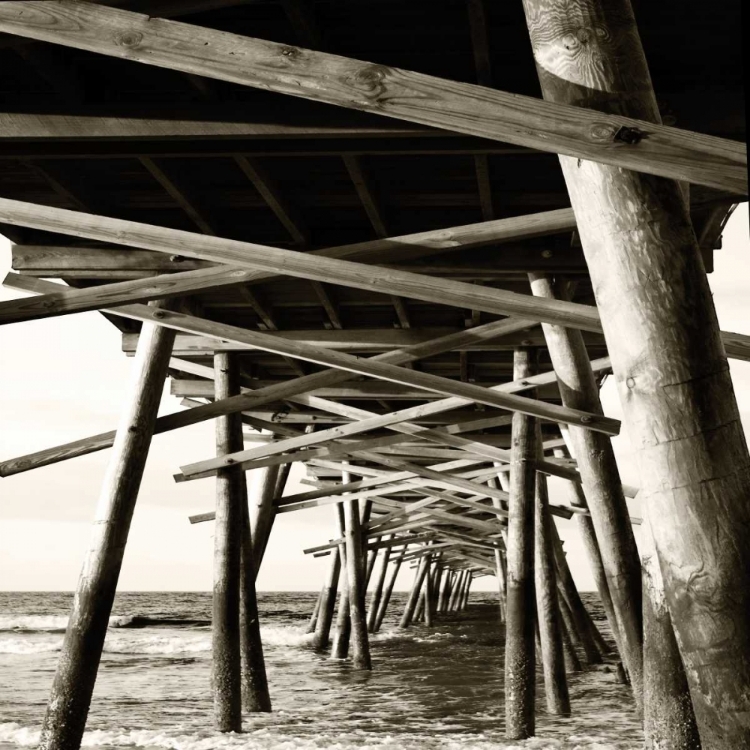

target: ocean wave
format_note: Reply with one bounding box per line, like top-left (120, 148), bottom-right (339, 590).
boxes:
top-left (0, 614), bottom-right (212, 633)
top-left (0, 722), bottom-right (638, 749)
top-left (0, 614), bottom-right (136, 633)
top-left (0, 626), bottom-right (313, 655)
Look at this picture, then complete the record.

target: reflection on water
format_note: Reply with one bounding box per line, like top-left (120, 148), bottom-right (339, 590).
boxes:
top-left (0, 591), bottom-right (641, 749)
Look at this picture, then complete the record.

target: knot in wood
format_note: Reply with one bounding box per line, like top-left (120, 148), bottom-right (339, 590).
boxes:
top-left (114, 30), bottom-right (143, 49)
top-left (279, 45), bottom-right (300, 60)
top-left (541, 249), bottom-right (553, 258)
top-left (626, 376), bottom-right (636, 389)
top-left (152, 310), bottom-right (167, 319)
top-left (352, 64), bottom-right (390, 101)
top-left (588, 123), bottom-right (619, 142)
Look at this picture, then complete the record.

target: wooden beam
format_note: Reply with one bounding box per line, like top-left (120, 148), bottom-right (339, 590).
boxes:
top-left (309, 281), bottom-right (342, 330)
top-left (0, 3), bottom-right (743, 192)
top-left (136, 328), bottom-right (595, 355)
top-left (0, 300), bottom-right (546, 476)
top-left (232, 155), bottom-right (309, 246)
top-left (342, 155), bottom-right (388, 238)
top-left (138, 156), bottom-right (216, 235)
top-left (0, 200), bottom-right (601, 331)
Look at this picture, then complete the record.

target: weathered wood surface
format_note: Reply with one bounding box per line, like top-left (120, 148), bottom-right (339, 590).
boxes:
top-left (0, 200), bottom-right (600, 332)
top-left (529, 273), bottom-right (643, 708)
top-left (0, 3), bottom-right (744, 192)
top-left (211, 353), bottom-right (243, 731)
top-left (504, 348), bottom-right (537, 740)
top-left (312, 545), bottom-right (341, 652)
top-left (39, 302), bottom-right (176, 750)
top-left (641, 511), bottom-right (700, 750)
top-left (533, 453), bottom-right (570, 716)
top-left (0, 285), bottom-right (610, 477)
top-left (522, 0), bottom-right (750, 743)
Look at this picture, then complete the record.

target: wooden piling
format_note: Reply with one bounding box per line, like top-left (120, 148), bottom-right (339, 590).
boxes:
top-left (438, 570), bottom-right (454, 613)
top-left (39, 304), bottom-right (176, 750)
top-left (367, 537), bottom-right (392, 632)
top-left (423, 558), bottom-right (434, 626)
top-left (331, 504), bottom-right (351, 659)
top-left (312, 547), bottom-right (341, 651)
top-left (212, 353), bottom-right (243, 731)
top-left (504, 347), bottom-right (537, 740)
top-left (343, 493), bottom-right (372, 669)
top-left (527, 271), bottom-right (643, 706)
top-left (552, 443), bottom-right (623, 661)
top-left (558, 602), bottom-right (583, 674)
top-left (248, 462), bottom-right (281, 574)
top-left (239, 484), bottom-right (272, 713)
top-left (522, 1), bottom-right (750, 741)
top-left (306, 589), bottom-right (323, 634)
top-left (642, 511), bottom-right (700, 749)
top-left (534, 454), bottom-right (570, 715)
top-left (551, 525), bottom-right (602, 666)
top-left (373, 544), bottom-right (408, 632)
top-left (400, 554), bottom-right (430, 628)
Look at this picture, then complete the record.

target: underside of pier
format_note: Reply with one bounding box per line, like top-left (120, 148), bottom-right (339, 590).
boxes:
top-left (0, 0), bottom-right (747, 748)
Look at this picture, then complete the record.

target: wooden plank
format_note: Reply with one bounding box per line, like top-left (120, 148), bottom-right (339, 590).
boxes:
top-left (233, 155), bottom-right (309, 246)
top-left (138, 156), bottom-right (216, 235)
top-left (133, 328), bottom-right (583, 354)
top-left (0, 109), bottom-right (439, 141)
top-left (0, 3), bottom-right (743, 192)
top-left (0, 200), bottom-right (601, 331)
top-left (0, 298), bottom-right (548, 476)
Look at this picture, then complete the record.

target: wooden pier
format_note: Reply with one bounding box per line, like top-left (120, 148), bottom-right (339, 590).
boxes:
top-left (0, 0), bottom-right (746, 747)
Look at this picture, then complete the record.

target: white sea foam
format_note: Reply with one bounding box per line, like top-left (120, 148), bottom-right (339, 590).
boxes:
top-left (0, 625), bottom-right (314, 655)
top-left (0, 614), bottom-right (134, 632)
top-left (0, 723), bottom-right (634, 750)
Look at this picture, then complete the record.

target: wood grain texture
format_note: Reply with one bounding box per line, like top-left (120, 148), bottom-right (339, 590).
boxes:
top-left (533, 431), bottom-right (570, 715)
top-left (529, 272), bottom-right (643, 709)
top-left (641, 510), bottom-right (700, 750)
top-left (504, 348), bottom-right (537, 740)
top-left (0, 3), bottom-right (743, 192)
top-left (38, 301), bottom-right (176, 750)
top-left (211, 352), bottom-right (243, 731)
top-left (522, 0), bottom-right (750, 742)
top-left (0, 198), bottom-right (597, 331)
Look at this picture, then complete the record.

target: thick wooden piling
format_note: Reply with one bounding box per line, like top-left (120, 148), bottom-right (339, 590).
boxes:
top-left (534, 458), bottom-right (570, 715)
top-left (522, 1), bottom-right (750, 741)
top-left (527, 271), bottom-right (642, 706)
top-left (642, 512), bottom-right (700, 749)
top-left (343, 493), bottom-right (372, 670)
top-left (331, 504), bottom-right (351, 659)
top-left (312, 546), bottom-right (341, 651)
top-left (212, 353), bottom-right (243, 731)
top-left (39, 305), bottom-right (176, 750)
top-left (504, 347), bottom-right (537, 740)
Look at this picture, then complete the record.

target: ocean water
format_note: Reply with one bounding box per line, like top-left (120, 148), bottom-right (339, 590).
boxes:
top-left (0, 591), bottom-right (641, 750)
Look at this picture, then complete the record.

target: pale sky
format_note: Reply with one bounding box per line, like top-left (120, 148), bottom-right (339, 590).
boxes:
top-left (1, 205), bottom-right (748, 592)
